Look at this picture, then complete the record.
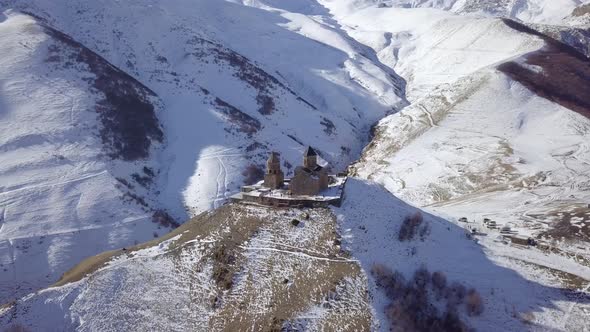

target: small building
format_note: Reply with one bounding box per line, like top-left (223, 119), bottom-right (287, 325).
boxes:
top-left (263, 152), bottom-right (284, 189)
top-left (290, 146), bottom-right (329, 196)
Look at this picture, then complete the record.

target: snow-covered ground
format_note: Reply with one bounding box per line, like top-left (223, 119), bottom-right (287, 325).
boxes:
top-left (2, 179), bottom-right (589, 331)
top-left (336, 179), bottom-right (590, 331)
top-left (0, 12), bottom-right (166, 303)
top-left (321, 2), bottom-right (547, 100)
top-left (1, 0), bottom-right (590, 329)
top-left (0, 0), bottom-right (408, 217)
top-left (357, 69), bottom-right (590, 238)
top-left (334, 1), bottom-right (590, 238)
top-left (324, 2), bottom-right (590, 326)
top-left (0, 201), bottom-right (372, 331)
top-left (323, 0), bottom-right (590, 26)
top-left (0, 0), bottom-right (409, 302)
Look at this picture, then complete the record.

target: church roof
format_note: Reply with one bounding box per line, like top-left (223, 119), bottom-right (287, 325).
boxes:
top-left (304, 146), bottom-right (317, 157)
top-left (300, 164), bottom-right (323, 173)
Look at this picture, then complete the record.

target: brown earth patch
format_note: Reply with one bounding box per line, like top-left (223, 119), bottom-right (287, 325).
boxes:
top-left (507, 257), bottom-right (589, 290)
top-left (208, 207), bottom-right (369, 331)
top-left (50, 205), bottom-right (371, 330)
top-left (499, 19), bottom-right (590, 120)
top-left (536, 207), bottom-right (590, 242)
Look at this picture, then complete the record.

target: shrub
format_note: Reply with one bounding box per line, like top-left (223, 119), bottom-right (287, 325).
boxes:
top-left (371, 263), bottom-right (394, 287)
top-left (413, 266), bottom-right (431, 288)
top-left (445, 282), bottom-right (467, 310)
top-left (212, 245), bottom-right (236, 290)
top-left (441, 310), bottom-right (471, 332)
top-left (465, 288), bottom-right (484, 316)
top-left (432, 271), bottom-right (447, 298)
top-left (398, 212), bottom-right (424, 241)
top-left (419, 221), bottom-right (431, 241)
top-left (4, 324), bottom-right (29, 332)
top-left (371, 264), bottom-right (407, 299)
top-left (152, 210), bottom-right (180, 228)
top-left (373, 265), bottom-right (481, 331)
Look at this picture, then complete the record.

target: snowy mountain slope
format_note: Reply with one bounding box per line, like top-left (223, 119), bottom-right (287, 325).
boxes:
top-left (320, 3), bottom-right (547, 100)
top-left (328, 1), bottom-right (589, 237)
top-left (323, 0), bottom-right (590, 233)
top-left (1, 0), bottom-right (590, 330)
top-left (326, 0), bottom-right (590, 25)
top-left (2, 179), bottom-right (589, 331)
top-left (336, 179), bottom-right (590, 331)
top-left (0, 12), bottom-right (174, 303)
top-left (0, 201), bottom-right (373, 331)
top-left (571, 2), bottom-right (590, 25)
top-left (0, 0), bottom-right (407, 217)
top-left (325, 0), bottom-right (590, 303)
top-left (0, 0), bottom-right (408, 305)
top-left (356, 68), bottom-right (590, 240)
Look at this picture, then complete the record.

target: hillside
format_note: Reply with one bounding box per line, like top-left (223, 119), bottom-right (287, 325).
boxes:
top-left (0, 0), bottom-right (407, 303)
top-left (2, 179), bottom-right (589, 331)
top-left (1, 0), bottom-right (590, 330)
top-left (337, 0), bottom-right (590, 25)
top-left (332, 2), bottom-right (590, 242)
top-left (0, 11), bottom-right (170, 303)
top-left (324, 0), bottom-right (590, 322)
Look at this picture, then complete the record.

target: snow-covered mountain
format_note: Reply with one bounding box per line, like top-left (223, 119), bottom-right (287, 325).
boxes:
top-left (322, 0), bottom-right (590, 242)
top-left (344, 0), bottom-right (590, 25)
top-left (1, 0), bottom-right (590, 330)
top-left (0, 0), bottom-right (406, 303)
top-left (0, 11), bottom-right (169, 303)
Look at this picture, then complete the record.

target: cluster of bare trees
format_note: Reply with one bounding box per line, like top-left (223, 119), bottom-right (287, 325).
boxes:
top-left (371, 264), bottom-right (484, 332)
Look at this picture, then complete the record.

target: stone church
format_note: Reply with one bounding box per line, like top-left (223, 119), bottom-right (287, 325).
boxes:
top-left (262, 147), bottom-right (329, 196)
top-left (290, 146), bottom-right (329, 195)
